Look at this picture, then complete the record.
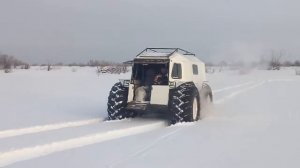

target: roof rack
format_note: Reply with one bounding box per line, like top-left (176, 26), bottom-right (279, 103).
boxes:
top-left (136, 48), bottom-right (195, 57)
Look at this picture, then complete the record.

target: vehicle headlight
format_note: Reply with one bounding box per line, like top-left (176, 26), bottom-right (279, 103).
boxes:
top-left (169, 81), bottom-right (176, 89)
top-left (123, 80), bottom-right (130, 87)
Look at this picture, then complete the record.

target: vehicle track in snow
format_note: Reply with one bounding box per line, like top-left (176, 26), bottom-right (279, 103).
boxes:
top-left (214, 78), bottom-right (297, 104)
top-left (106, 80), bottom-right (269, 167)
top-left (0, 118), bottom-right (103, 139)
top-left (106, 123), bottom-right (194, 168)
top-left (213, 81), bottom-right (255, 94)
top-left (0, 120), bottom-right (167, 167)
top-left (0, 81), bottom-right (262, 139)
top-left (0, 80), bottom-right (269, 167)
top-left (214, 80), bottom-right (266, 104)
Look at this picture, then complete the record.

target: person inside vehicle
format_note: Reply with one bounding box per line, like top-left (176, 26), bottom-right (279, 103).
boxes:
top-left (153, 67), bottom-right (168, 85)
top-left (135, 68), bottom-right (154, 102)
top-left (144, 68), bottom-right (155, 87)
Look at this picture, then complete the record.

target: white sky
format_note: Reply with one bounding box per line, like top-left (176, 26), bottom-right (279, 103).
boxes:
top-left (0, 0), bottom-right (299, 63)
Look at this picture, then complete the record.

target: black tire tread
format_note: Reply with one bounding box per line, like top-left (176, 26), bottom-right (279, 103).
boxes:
top-left (107, 82), bottom-right (136, 120)
top-left (169, 82), bottom-right (199, 124)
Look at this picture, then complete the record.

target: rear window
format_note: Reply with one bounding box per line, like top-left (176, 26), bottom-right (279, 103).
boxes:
top-left (192, 64), bottom-right (198, 75)
top-left (172, 63), bottom-right (182, 79)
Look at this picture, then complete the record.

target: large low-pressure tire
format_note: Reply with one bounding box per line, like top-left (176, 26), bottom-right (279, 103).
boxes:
top-left (107, 82), bottom-right (136, 120)
top-left (169, 82), bottom-right (200, 124)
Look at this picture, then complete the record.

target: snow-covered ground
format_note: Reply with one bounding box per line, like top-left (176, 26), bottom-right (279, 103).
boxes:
top-left (1, 67), bottom-right (300, 168)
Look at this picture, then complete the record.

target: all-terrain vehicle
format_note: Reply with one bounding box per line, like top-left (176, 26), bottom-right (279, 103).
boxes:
top-left (107, 48), bottom-right (213, 124)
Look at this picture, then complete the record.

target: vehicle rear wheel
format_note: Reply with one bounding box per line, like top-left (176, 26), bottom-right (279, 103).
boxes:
top-left (107, 82), bottom-right (137, 120)
top-left (169, 82), bottom-right (200, 124)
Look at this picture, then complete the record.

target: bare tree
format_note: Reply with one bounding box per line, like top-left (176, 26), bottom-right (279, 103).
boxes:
top-left (0, 53), bottom-right (29, 72)
top-left (0, 54), bottom-right (18, 72)
top-left (269, 50), bottom-right (285, 70)
top-left (47, 63), bottom-right (51, 71)
top-left (218, 60), bottom-right (228, 72)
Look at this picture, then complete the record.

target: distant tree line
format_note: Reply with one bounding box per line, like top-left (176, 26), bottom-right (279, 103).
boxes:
top-left (0, 53), bottom-right (29, 72)
top-left (206, 59), bottom-right (300, 69)
top-left (282, 60), bottom-right (300, 67)
top-left (39, 59), bottom-right (126, 67)
top-left (34, 59), bottom-right (129, 74)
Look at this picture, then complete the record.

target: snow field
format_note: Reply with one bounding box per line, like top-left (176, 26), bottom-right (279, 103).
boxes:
top-left (1, 67), bottom-right (300, 168)
top-left (0, 120), bottom-right (167, 167)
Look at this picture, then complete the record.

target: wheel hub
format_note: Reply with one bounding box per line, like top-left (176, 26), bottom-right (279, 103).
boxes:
top-left (192, 97), bottom-right (198, 120)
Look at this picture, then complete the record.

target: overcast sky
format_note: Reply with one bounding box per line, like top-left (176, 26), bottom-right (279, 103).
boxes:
top-left (0, 0), bottom-right (299, 64)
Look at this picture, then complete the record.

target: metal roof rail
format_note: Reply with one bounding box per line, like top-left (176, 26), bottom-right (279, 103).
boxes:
top-left (136, 48), bottom-right (195, 57)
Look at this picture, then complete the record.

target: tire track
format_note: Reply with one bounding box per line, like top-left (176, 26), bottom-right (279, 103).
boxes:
top-left (0, 80), bottom-right (269, 167)
top-left (0, 81), bottom-right (259, 140)
top-left (214, 81), bottom-right (266, 104)
top-left (105, 81), bottom-right (268, 167)
top-left (213, 81), bottom-right (254, 94)
top-left (106, 123), bottom-right (193, 168)
top-left (0, 118), bottom-right (102, 139)
top-left (0, 121), bottom-right (167, 167)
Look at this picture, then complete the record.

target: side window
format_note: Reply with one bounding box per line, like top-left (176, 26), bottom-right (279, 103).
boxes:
top-left (192, 64), bottom-right (198, 75)
top-left (172, 63), bottom-right (182, 79)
